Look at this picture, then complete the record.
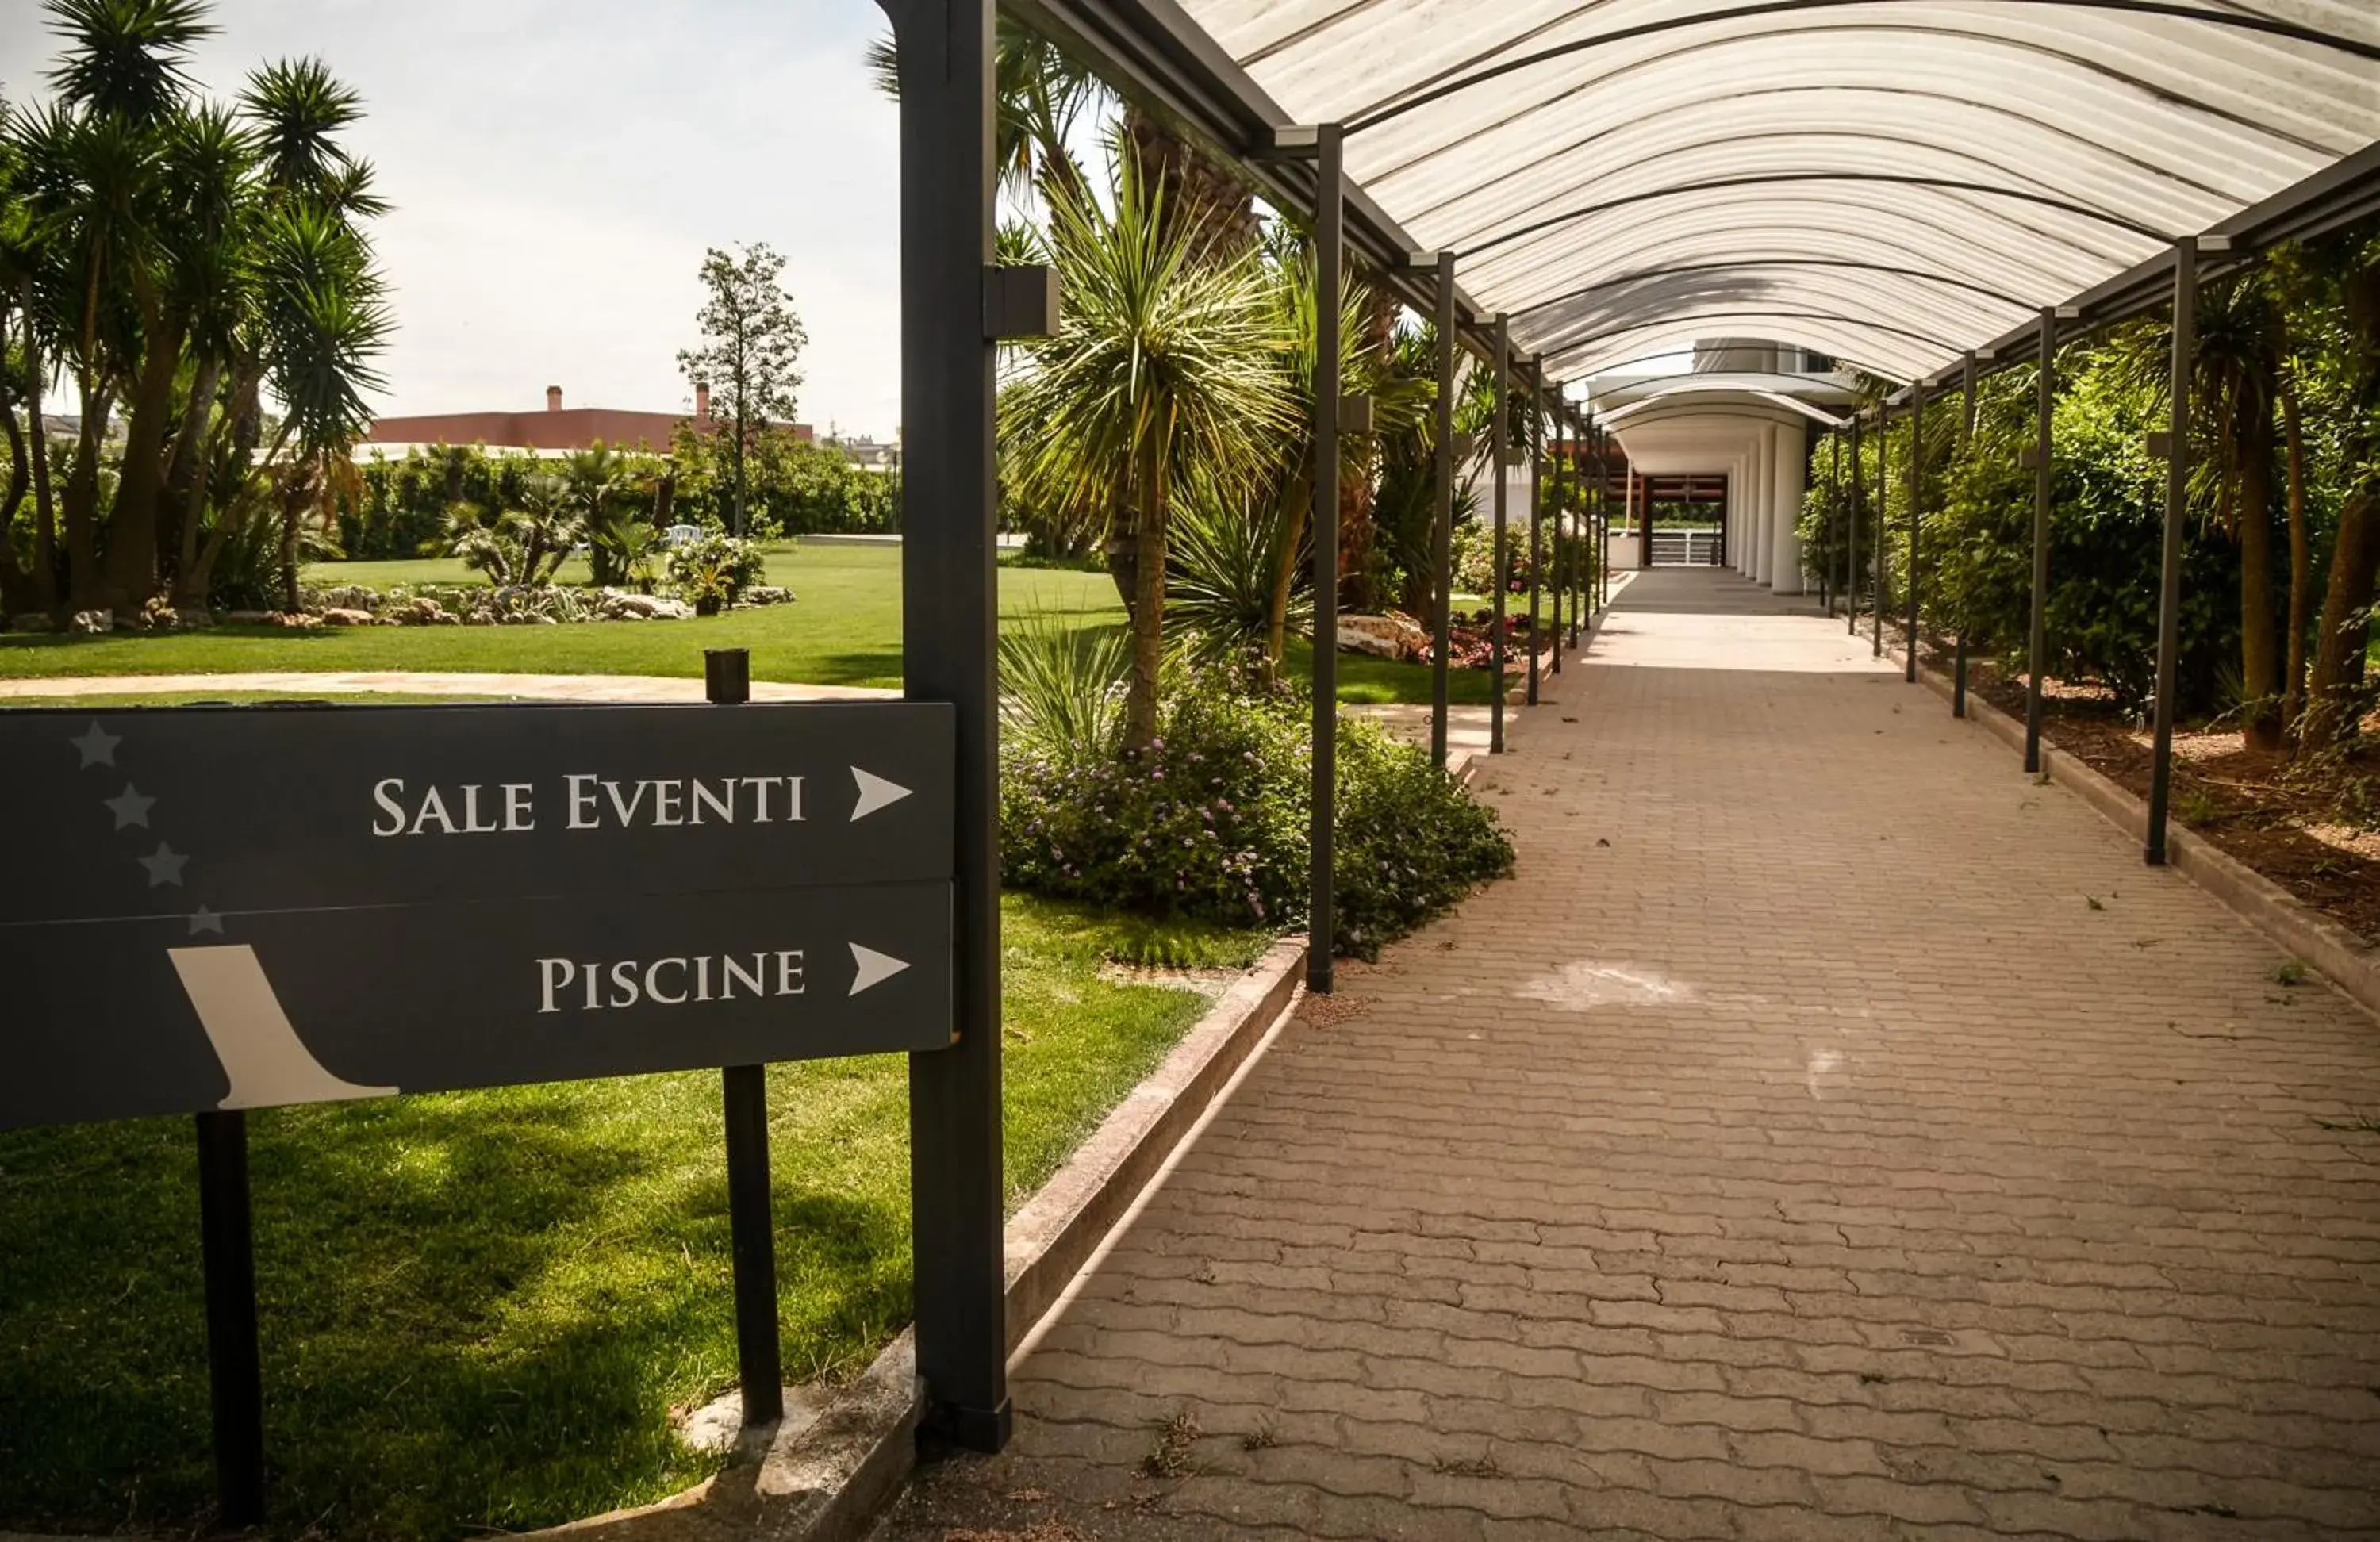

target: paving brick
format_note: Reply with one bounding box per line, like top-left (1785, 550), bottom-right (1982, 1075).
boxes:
top-left (875, 572), bottom-right (2380, 1542)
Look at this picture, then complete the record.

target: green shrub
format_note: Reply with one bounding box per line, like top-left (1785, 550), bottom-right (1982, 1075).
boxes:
top-left (666, 530), bottom-right (766, 614)
top-left (1000, 676), bottom-right (1513, 958)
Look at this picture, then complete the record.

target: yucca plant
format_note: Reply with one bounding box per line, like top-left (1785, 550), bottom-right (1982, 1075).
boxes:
top-left (1001, 152), bottom-right (1296, 751)
top-left (998, 608), bottom-right (1130, 765)
top-left (1169, 477), bottom-right (1305, 664)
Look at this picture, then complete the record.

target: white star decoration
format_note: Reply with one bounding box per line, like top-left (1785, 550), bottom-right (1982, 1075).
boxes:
top-left (71, 722), bottom-right (121, 768)
top-left (140, 843), bottom-right (190, 888)
top-left (105, 784), bottom-right (155, 830)
top-left (188, 907), bottom-right (224, 935)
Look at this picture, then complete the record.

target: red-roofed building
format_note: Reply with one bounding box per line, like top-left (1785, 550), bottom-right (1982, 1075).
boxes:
top-left (365, 385), bottom-right (812, 455)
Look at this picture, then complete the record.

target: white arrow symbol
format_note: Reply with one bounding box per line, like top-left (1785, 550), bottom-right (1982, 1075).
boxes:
top-left (849, 943), bottom-right (912, 996)
top-left (850, 766), bottom-right (913, 823)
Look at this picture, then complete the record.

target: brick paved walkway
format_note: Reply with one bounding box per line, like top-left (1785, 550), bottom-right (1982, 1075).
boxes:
top-left (882, 568), bottom-right (2380, 1541)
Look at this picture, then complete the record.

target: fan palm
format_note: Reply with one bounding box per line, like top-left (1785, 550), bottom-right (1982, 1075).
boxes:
top-left (1002, 156), bottom-right (1294, 750)
top-left (562, 441), bottom-right (634, 583)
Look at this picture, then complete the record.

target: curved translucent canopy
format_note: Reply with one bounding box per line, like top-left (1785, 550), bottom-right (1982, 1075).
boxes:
top-left (1170, 0), bottom-right (2380, 382)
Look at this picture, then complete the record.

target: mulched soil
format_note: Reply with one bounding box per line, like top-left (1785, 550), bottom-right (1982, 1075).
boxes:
top-left (1933, 641), bottom-right (2380, 942)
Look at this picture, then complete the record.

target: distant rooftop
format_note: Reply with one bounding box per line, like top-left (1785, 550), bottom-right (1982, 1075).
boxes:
top-left (365, 384), bottom-right (812, 455)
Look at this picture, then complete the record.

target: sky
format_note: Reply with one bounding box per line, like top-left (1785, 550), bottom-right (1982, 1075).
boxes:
top-left (0, 0), bottom-right (907, 438)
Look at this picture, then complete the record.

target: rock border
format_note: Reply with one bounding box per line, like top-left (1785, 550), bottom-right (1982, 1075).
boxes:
top-left (527, 934), bottom-right (1310, 1542)
top-left (1893, 642), bottom-right (2380, 1021)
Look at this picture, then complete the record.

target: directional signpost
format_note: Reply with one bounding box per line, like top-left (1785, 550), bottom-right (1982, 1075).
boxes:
top-left (2, 699), bottom-right (956, 1129)
top-left (0, 684), bottom-right (957, 1520)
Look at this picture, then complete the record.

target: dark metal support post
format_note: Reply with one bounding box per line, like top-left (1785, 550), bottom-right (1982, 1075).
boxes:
top-left (1906, 386), bottom-right (1922, 685)
top-left (2147, 237), bottom-right (2196, 866)
top-left (1310, 123), bottom-right (1345, 985)
top-left (1590, 423), bottom-right (1604, 619)
top-left (1638, 467), bottom-right (1651, 571)
top-left (1572, 413), bottom-right (1587, 642)
top-left (1829, 430), bottom-right (1843, 618)
top-left (2025, 308), bottom-right (2056, 773)
top-left (1847, 418), bottom-right (1861, 638)
top-left (1954, 352), bottom-right (1976, 715)
top-left (706, 647), bottom-right (783, 1429)
top-left (1872, 408), bottom-right (1887, 657)
top-left (1595, 428), bottom-right (1608, 610)
top-left (1549, 395), bottom-right (1564, 677)
top-left (1491, 315), bottom-right (1508, 754)
top-left (1430, 251), bottom-right (1454, 771)
top-left (884, 0), bottom-right (1008, 1451)
top-left (197, 1110), bottom-right (265, 1529)
top-left (1527, 357), bottom-right (1544, 707)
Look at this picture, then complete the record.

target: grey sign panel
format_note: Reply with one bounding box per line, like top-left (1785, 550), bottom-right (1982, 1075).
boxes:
top-left (0, 702), bottom-right (958, 1130)
top-left (1, 701), bottom-right (954, 925)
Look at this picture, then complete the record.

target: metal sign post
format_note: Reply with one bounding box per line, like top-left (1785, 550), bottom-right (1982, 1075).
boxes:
top-left (2, 689), bottom-right (964, 1514)
top-left (881, 0), bottom-right (1013, 1450)
top-left (707, 648), bottom-right (783, 1429)
top-left (2, 701), bottom-right (959, 1127)
top-left (195, 1108), bottom-right (264, 1526)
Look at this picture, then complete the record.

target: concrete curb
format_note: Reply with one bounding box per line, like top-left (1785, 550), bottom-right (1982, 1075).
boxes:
top-left (1892, 645), bottom-right (2380, 1020)
top-left (1000, 936), bottom-right (1305, 1354)
top-left (529, 934), bottom-right (1311, 1542)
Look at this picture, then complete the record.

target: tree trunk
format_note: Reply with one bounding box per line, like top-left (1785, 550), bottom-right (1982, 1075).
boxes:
top-left (0, 302), bottom-right (27, 616)
top-left (63, 380), bottom-right (113, 612)
top-left (2237, 401), bottom-right (2282, 752)
top-left (1123, 443), bottom-right (1169, 753)
top-left (24, 279), bottom-right (60, 614)
top-left (279, 470), bottom-right (305, 614)
top-left (161, 355), bottom-right (222, 594)
top-left (0, 435), bottom-right (26, 621)
top-left (2281, 385), bottom-right (2310, 736)
top-left (1262, 450), bottom-right (1314, 684)
top-left (104, 298), bottom-right (185, 611)
top-left (731, 408), bottom-right (747, 536)
top-left (1337, 286), bottom-right (1393, 614)
top-left (2301, 244), bottom-right (2380, 751)
top-left (170, 359), bottom-right (226, 608)
top-left (1123, 105), bottom-right (1257, 259)
top-left (2302, 491), bottom-right (2380, 750)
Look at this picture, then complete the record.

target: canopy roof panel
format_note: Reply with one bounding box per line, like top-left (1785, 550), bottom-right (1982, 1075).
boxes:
top-left (1165, 0), bottom-right (2380, 382)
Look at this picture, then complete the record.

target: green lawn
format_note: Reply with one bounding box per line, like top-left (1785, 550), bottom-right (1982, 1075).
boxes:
top-left (0, 543), bottom-right (1490, 704)
top-left (0, 896), bottom-right (1268, 1540)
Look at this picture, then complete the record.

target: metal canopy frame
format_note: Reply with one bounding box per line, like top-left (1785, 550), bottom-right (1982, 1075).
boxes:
top-left (876, 0), bottom-right (2377, 1454)
top-left (1013, 0), bottom-right (2379, 392)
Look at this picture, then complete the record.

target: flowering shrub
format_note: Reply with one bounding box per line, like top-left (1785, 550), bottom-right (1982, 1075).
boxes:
top-left (1001, 677), bottom-right (1513, 958)
top-left (666, 531), bottom-right (767, 614)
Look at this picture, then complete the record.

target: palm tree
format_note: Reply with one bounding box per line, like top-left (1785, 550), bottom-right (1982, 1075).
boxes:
top-left (2145, 273), bottom-right (2290, 751)
top-left (1002, 156), bottom-right (1295, 750)
top-left (562, 440), bottom-right (632, 583)
top-left (2297, 232), bottom-right (2380, 751)
top-left (8, 0), bottom-right (389, 615)
top-left (1251, 241), bottom-right (1408, 678)
top-left (866, 20), bottom-right (1096, 205)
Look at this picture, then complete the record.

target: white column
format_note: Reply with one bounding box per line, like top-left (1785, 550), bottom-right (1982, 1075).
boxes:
top-left (1730, 458), bottom-right (1746, 573)
top-left (1750, 431), bottom-right (1772, 583)
top-left (1771, 420), bottom-right (1807, 594)
top-left (1740, 454), bottom-right (1757, 576)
